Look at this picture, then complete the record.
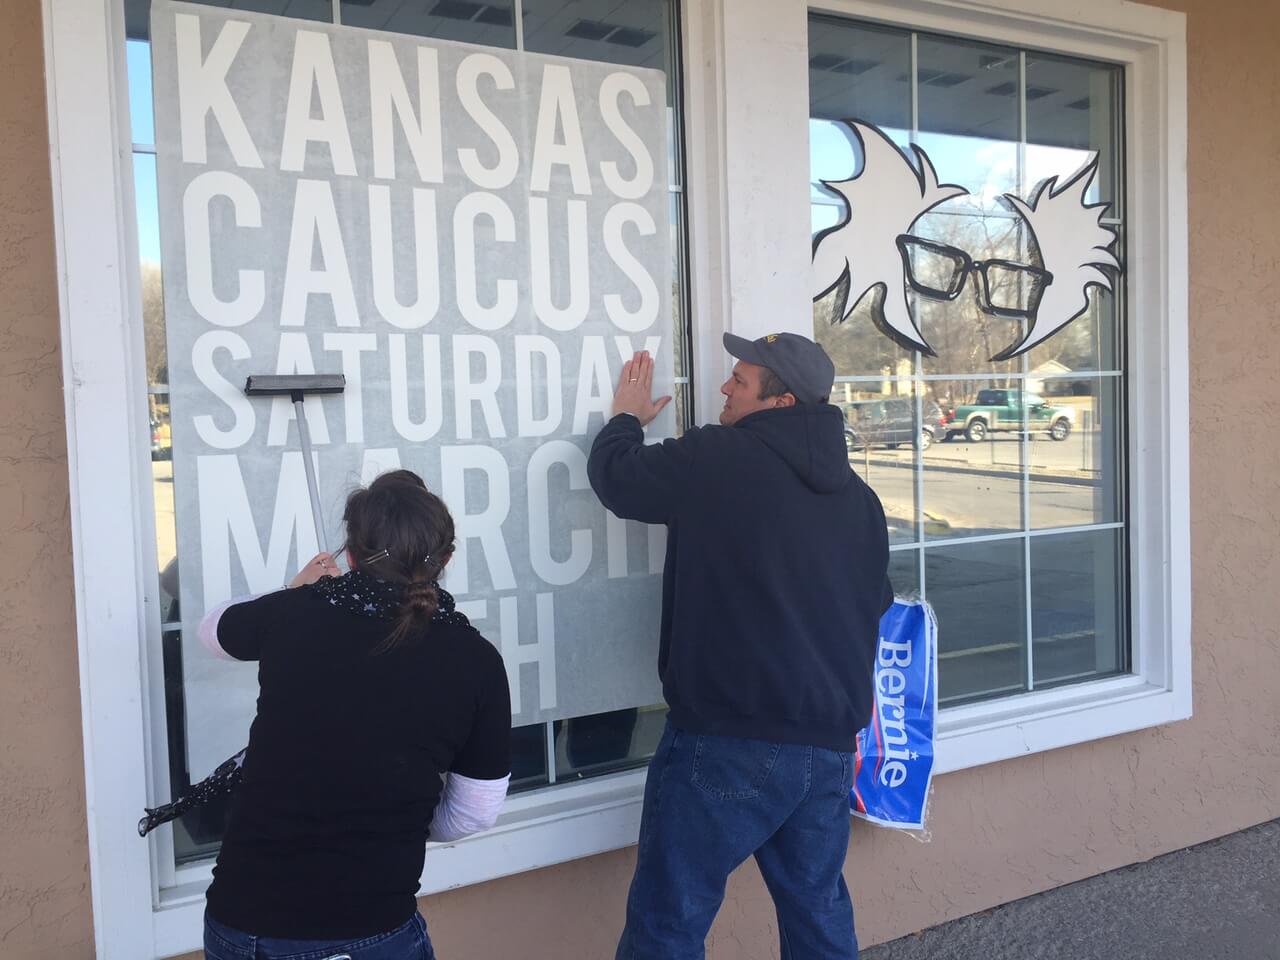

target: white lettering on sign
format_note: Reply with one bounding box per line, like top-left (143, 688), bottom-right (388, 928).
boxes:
top-left (369, 185), bottom-right (441, 328)
top-left (281, 30), bottom-right (357, 176)
top-left (197, 452), bottom-right (320, 607)
top-left (876, 636), bottom-right (913, 788)
top-left (368, 40), bottom-right (444, 183)
top-left (175, 15), bottom-right (263, 167)
top-left (183, 172), bottom-right (264, 326)
top-left (456, 53), bottom-right (519, 190)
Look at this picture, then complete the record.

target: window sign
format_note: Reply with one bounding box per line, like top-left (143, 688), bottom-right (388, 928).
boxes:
top-left (150, 0), bottom-right (673, 776)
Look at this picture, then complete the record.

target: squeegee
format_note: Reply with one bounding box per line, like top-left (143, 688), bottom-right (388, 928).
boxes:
top-left (243, 374), bottom-right (345, 554)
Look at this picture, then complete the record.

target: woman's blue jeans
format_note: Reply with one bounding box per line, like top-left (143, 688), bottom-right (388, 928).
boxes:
top-left (617, 721), bottom-right (858, 960)
top-left (203, 911), bottom-right (435, 960)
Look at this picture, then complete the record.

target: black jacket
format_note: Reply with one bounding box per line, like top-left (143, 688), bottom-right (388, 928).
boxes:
top-left (205, 588), bottom-right (510, 939)
top-left (588, 404), bottom-right (892, 752)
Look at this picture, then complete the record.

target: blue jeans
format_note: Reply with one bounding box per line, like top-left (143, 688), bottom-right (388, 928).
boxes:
top-left (617, 722), bottom-right (857, 960)
top-left (203, 912), bottom-right (435, 960)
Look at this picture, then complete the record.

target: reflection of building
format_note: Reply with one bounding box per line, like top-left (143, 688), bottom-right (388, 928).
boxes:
top-left (6, 0), bottom-right (1278, 958)
top-left (881, 357), bottom-right (916, 396)
top-left (1028, 358), bottom-right (1072, 395)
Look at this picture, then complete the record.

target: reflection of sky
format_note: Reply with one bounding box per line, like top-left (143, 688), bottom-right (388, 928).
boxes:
top-left (127, 41), bottom-right (154, 144)
top-left (810, 118), bottom-right (1103, 235)
top-left (128, 41), bottom-right (162, 263)
top-left (134, 155), bottom-right (162, 264)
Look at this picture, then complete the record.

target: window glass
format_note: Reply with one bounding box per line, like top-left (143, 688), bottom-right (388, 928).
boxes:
top-left (1031, 528), bottom-right (1126, 687)
top-left (927, 538), bottom-right (1027, 705)
top-left (809, 15), bottom-right (1127, 708)
top-left (341, 0), bottom-right (517, 47)
top-left (809, 15), bottom-right (912, 379)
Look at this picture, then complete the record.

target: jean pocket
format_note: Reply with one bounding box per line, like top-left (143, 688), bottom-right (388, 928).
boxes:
top-left (204, 918), bottom-right (254, 960)
top-left (691, 734), bottom-right (781, 800)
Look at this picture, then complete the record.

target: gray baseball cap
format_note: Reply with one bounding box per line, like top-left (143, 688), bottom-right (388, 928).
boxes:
top-left (723, 332), bottom-right (835, 404)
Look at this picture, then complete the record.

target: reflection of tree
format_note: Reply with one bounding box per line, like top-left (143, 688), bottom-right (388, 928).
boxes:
top-left (670, 256), bottom-right (692, 433)
top-left (1026, 296), bottom-right (1100, 372)
top-left (914, 211), bottom-right (1022, 409)
top-left (812, 273), bottom-right (912, 383)
top-left (141, 260), bottom-right (168, 387)
top-left (811, 207), bottom-right (1029, 409)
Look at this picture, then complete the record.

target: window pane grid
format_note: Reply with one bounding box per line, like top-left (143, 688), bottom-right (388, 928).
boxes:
top-left (811, 15), bottom-right (1128, 705)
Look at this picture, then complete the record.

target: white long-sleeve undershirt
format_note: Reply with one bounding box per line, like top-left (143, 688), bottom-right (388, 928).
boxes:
top-left (198, 594), bottom-right (261, 661)
top-left (428, 772), bottom-right (510, 842)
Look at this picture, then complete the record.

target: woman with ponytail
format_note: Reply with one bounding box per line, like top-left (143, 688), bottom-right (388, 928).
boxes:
top-left (196, 470), bottom-right (511, 960)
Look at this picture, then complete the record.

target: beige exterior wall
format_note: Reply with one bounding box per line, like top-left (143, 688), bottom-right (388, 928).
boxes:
top-left (1, 0), bottom-right (1276, 957)
top-left (0, 1), bottom-right (96, 957)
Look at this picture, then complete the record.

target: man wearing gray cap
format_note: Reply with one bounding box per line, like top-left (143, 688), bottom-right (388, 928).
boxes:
top-left (588, 332), bottom-right (892, 959)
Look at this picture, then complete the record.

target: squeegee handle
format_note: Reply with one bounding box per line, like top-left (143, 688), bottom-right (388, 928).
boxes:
top-left (292, 395), bottom-right (328, 554)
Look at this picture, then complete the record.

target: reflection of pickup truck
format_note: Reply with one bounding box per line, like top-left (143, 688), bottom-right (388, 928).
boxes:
top-left (947, 389), bottom-right (1074, 442)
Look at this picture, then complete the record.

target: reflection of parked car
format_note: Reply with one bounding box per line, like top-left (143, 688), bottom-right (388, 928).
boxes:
top-left (947, 389), bottom-right (1074, 442)
top-left (841, 398), bottom-right (949, 452)
top-left (150, 418), bottom-right (172, 461)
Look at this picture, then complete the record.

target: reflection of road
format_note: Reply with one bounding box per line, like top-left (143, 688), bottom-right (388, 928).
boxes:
top-left (922, 531), bottom-right (1122, 705)
top-left (858, 430), bottom-right (1102, 472)
top-left (851, 433), bottom-right (1115, 538)
top-left (854, 434), bottom-right (1124, 704)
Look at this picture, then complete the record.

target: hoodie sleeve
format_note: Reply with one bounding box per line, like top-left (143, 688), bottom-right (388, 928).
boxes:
top-left (587, 414), bottom-right (698, 524)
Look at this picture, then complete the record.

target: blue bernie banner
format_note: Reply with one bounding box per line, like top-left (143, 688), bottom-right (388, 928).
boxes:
top-left (850, 599), bottom-right (938, 830)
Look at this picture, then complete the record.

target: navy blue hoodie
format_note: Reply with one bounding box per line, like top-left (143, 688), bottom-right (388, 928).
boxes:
top-left (588, 403), bottom-right (892, 752)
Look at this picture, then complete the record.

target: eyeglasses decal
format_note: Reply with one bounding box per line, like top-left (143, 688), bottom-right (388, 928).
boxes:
top-left (894, 234), bottom-right (1054, 321)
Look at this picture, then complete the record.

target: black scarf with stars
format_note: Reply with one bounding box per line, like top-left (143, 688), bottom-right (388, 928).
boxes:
top-left (307, 568), bottom-right (470, 628)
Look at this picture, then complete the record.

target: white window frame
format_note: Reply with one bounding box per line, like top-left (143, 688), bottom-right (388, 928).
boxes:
top-left (45, 0), bottom-right (1185, 956)
top-left (803, 0), bottom-right (1190, 772)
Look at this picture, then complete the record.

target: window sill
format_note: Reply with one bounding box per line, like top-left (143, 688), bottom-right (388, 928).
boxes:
top-left (936, 675), bottom-right (1190, 773)
top-left (151, 676), bottom-right (1186, 956)
top-left (153, 768), bottom-right (649, 956)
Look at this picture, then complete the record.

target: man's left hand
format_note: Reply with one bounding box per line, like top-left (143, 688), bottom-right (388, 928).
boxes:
top-left (612, 351), bottom-right (672, 427)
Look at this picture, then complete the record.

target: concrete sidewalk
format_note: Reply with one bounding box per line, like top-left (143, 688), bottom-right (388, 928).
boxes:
top-left (863, 819), bottom-right (1279, 960)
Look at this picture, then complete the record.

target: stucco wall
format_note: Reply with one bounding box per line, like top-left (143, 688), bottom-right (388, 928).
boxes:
top-left (2, 0), bottom-right (1277, 957)
top-left (0, 2), bottom-right (95, 958)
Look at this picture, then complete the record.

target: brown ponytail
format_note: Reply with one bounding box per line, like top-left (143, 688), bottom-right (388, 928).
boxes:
top-left (340, 470), bottom-right (456, 654)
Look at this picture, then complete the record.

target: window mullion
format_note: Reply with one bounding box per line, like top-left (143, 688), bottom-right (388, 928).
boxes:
top-left (909, 31), bottom-right (925, 600)
top-left (909, 32), bottom-right (920, 135)
top-left (544, 722), bottom-right (557, 784)
top-left (1018, 50), bottom-right (1036, 693)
